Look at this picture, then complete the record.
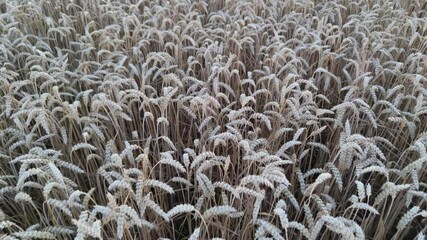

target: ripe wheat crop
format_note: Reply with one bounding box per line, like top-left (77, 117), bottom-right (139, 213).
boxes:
top-left (1, 0), bottom-right (427, 239)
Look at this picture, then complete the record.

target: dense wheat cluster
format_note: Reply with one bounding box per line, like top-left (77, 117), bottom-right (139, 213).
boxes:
top-left (0, 0), bottom-right (427, 239)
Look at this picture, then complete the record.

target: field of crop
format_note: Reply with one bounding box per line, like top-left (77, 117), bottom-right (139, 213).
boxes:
top-left (0, 0), bottom-right (426, 239)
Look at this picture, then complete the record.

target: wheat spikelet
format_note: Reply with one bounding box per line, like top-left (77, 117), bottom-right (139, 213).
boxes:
top-left (143, 179), bottom-right (174, 194)
top-left (255, 219), bottom-right (285, 240)
top-left (236, 186), bottom-right (266, 199)
top-left (396, 206), bottom-right (421, 232)
top-left (108, 180), bottom-right (132, 192)
top-left (203, 205), bottom-right (242, 219)
top-left (13, 231), bottom-right (56, 239)
top-left (252, 190), bottom-right (265, 221)
top-left (305, 173), bottom-right (332, 195)
top-left (71, 143), bottom-right (97, 152)
top-left (274, 200), bottom-right (289, 228)
top-left (42, 226), bottom-right (75, 235)
top-left (240, 175), bottom-right (274, 189)
top-left (14, 192), bottom-right (33, 204)
top-left (355, 181), bottom-right (366, 201)
top-left (190, 152), bottom-right (216, 170)
top-left (169, 177), bottom-right (193, 187)
top-left (167, 204), bottom-right (196, 219)
top-left (348, 202), bottom-right (379, 215)
top-left (72, 218), bottom-right (102, 239)
top-left (196, 173), bottom-right (215, 197)
top-left (47, 199), bottom-right (73, 217)
top-left (188, 227), bottom-right (201, 240)
top-left (213, 182), bottom-right (240, 199)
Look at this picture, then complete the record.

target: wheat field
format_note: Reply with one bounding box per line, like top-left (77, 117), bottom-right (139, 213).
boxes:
top-left (0, 0), bottom-right (426, 239)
